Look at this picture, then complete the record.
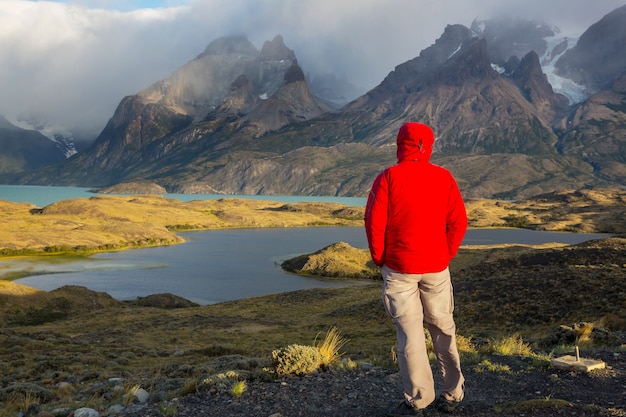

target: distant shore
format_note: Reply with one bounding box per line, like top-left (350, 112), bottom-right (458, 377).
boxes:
top-left (0, 187), bottom-right (624, 260)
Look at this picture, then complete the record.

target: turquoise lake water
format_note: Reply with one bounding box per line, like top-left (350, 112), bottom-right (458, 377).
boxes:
top-left (0, 184), bottom-right (367, 207)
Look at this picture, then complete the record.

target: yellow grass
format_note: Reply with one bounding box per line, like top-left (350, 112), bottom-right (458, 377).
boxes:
top-left (0, 195), bottom-right (365, 256)
top-left (487, 334), bottom-right (534, 356)
top-left (2, 187), bottom-right (625, 259)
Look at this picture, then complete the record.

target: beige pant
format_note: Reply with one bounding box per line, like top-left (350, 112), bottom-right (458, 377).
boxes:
top-left (382, 265), bottom-right (465, 409)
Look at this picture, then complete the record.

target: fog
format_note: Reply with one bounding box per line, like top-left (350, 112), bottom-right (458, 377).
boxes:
top-left (1, 0), bottom-right (624, 137)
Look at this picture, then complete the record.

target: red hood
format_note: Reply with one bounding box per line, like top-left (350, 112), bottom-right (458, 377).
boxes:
top-left (396, 122), bottom-right (435, 162)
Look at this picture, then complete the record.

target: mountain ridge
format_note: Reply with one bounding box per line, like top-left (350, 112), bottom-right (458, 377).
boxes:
top-left (4, 6), bottom-right (626, 199)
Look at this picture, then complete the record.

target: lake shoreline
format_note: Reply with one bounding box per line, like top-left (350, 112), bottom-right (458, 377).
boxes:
top-left (1, 187), bottom-right (625, 259)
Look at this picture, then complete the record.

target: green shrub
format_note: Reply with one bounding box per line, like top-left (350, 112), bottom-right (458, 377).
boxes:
top-left (270, 344), bottom-right (323, 376)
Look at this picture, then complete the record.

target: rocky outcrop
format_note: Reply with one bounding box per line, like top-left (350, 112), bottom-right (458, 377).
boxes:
top-left (282, 241), bottom-right (379, 279)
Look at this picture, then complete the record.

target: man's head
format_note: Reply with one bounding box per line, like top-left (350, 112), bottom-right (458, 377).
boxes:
top-left (396, 122), bottom-right (435, 162)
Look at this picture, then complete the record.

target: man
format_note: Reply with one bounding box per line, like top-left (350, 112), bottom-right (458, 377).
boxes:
top-left (364, 122), bottom-right (467, 416)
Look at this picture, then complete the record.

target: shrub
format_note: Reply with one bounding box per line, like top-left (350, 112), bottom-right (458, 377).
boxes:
top-left (270, 344), bottom-right (323, 376)
top-left (199, 371), bottom-right (242, 391)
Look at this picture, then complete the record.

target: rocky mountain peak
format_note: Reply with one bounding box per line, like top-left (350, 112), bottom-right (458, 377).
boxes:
top-left (408, 24), bottom-right (477, 72)
top-left (512, 50), bottom-right (544, 80)
top-left (284, 60), bottom-right (305, 84)
top-left (435, 37), bottom-right (497, 85)
top-left (199, 35), bottom-right (258, 58)
top-left (511, 50), bottom-right (568, 118)
top-left (352, 24), bottom-right (477, 106)
top-left (137, 36), bottom-right (259, 120)
top-left (259, 35), bottom-right (296, 61)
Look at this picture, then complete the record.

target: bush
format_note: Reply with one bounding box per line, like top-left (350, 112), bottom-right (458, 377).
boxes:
top-left (270, 344), bottom-right (323, 376)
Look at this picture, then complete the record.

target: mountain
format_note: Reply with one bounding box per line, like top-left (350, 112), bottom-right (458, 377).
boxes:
top-left (8, 6), bottom-right (626, 199)
top-left (554, 4), bottom-right (626, 91)
top-left (0, 116), bottom-right (67, 174)
top-left (12, 35), bottom-right (330, 188)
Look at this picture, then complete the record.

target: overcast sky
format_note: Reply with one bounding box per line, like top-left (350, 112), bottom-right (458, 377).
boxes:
top-left (1, 0), bottom-right (624, 137)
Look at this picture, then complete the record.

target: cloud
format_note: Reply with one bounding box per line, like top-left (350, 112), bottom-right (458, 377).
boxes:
top-left (1, 0), bottom-right (624, 136)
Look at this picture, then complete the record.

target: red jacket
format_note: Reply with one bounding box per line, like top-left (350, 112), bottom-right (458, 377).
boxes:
top-left (364, 122), bottom-right (467, 274)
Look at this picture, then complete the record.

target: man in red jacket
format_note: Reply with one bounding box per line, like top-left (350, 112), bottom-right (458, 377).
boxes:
top-left (364, 122), bottom-right (467, 416)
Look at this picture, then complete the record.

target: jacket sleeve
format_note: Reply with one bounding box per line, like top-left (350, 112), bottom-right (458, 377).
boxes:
top-left (446, 176), bottom-right (468, 260)
top-left (364, 171), bottom-right (389, 267)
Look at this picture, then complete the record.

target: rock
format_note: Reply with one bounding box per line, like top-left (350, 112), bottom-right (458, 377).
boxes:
top-left (131, 387), bottom-right (150, 404)
top-left (73, 408), bottom-right (99, 417)
top-left (106, 404), bottom-right (125, 415)
top-left (49, 408), bottom-right (72, 417)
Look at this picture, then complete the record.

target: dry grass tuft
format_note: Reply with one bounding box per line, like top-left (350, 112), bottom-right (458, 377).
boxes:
top-left (316, 326), bottom-right (349, 366)
top-left (230, 380), bottom-right (247, 398)
top-left (486, 334), bottom-right (534, 356)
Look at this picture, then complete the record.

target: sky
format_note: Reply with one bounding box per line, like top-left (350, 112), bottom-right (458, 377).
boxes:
top-left (1, 0), bottom-right (625, 137)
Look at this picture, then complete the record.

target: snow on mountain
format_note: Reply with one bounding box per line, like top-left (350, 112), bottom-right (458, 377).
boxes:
top-left (540, 34), bottom-right (589, 104)
top-left (7, 116), bottom-right (78, 157)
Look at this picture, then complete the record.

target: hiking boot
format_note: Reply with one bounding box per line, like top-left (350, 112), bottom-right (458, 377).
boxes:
top-left (386, 400), bottom-right (424, 416)
top-left (434, 396), bottom-right (462, 413)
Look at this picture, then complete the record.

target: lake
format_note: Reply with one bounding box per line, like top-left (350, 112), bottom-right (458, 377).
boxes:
top-left (0, 185), bottom-right (611, 305)
top-left (6, 227), bottom-right (610, 305)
